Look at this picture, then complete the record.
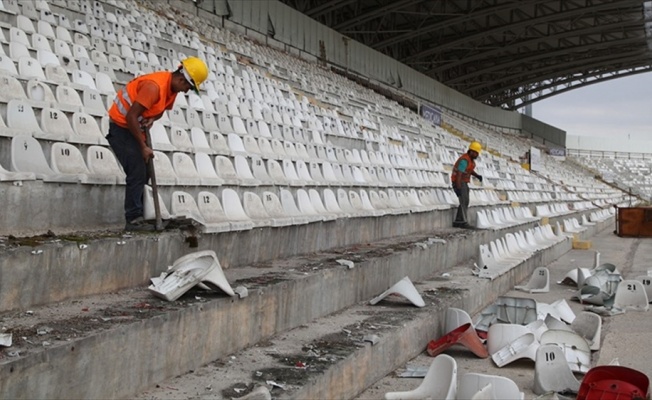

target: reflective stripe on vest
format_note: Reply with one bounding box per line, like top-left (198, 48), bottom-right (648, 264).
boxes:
top-left (108, 71), bottom-right (174, 127)
top-left (112, 87), bottom-right (132, 118)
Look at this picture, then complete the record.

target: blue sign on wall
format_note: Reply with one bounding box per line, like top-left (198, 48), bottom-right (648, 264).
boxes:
top-left (420, 103), bottom-right (442, 126)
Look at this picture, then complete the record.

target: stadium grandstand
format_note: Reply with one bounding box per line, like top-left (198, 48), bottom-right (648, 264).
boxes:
top-left (0, 0), bottom-right (649, 399)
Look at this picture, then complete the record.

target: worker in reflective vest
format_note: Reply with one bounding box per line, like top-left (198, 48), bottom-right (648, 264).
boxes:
top-left (107, 57), bottom-right (209, 231)
top-left (452, 141), bottom-right (483, 228)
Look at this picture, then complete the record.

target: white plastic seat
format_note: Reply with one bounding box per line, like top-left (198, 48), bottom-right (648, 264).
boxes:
top-left (172, 152), bottom-right (201, 186)
top-left (261, 190), bottom-right (296, 227)
top-left (208, 131), bottom-right (231, 155)
top-left (71, 69), bottom-right (97, 91)
top-left (221, 188), bottom-right (255, 230)
top-left (242, 191), bottom-right (272, 228)
top-left (280, 188), bottom-right (320, 224)
top-left (38, 21), bottom-right (56, 40)
top-left (189, 127), bottom-right (213, 154)
top-left (148, 250), bottom-right (234, 301)
top-left (613, 279), bottom-right (649, 311)
top-left (40, 107), bottom-right (75, 141)
top-left (385, 355), bottom-right (457, 400)
top-left (94, 72), bottom-right (115, 95)
top-left (533, 344), bottom-right (581, 395)
top-left (0, 55), bottom-right (18, 76)
top-left (31, 33), bottom-right (52, 52)
top-left (150, 151), bottom-right (178, 185)
top-left (192, 152), bottom-right (222, 186)
top-left (11, 135), bottom-right (77, 182)
top-left (570, 311), bottom-right (602, 351)
top-left (51, 142), bottom-right (114, 184)
top-left (9, 28), bottom-right (31, 49)
top-left (168, 108), bottom-right (187, 127)
top-left (539, 329), bottom-right (591, 373)
top-left (369, 276), bottom-right (425, 307)
top-left (26, 79), bottom-right (55, 107)
top-left (56, 26), bottom-right (73, 43)
top-left (169, 125), bottom-right (194, 153)
top-left (45, 64), bottom-right (71, 85)
top-left (457, 373), bottom-right (524, 400)
top-left (86, 145), bottom-right (125, 184)
top-left (37, 49), bottom-right (60, 68)
top-left (18, 57), bottom-right (46, 80)
top-left (71, 112), bottom-right (106, 144)
top-left (170, 190), bottom-right (204, 222)
top-left (6, 99), bottom-right (44, 136)
top-left (234, 155), bottom-right (260, 186)
top-left (195, 191), bottom-right (231, 233)
top-left (214, 155), bottom-right (241, 185)
top-left (0, 74), bottom-right (26, 103)
top-left (491, 332), bottom-right (538, 367)
top-left (515, 267), bottom-right (550, 293)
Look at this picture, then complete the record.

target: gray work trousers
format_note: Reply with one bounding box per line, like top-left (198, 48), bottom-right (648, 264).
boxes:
top-left (454, 182), bottom-right (470, 224)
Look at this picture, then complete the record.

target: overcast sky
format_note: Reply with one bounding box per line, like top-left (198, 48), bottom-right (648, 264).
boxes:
top-left (530, 71), bottom-right (652, 140)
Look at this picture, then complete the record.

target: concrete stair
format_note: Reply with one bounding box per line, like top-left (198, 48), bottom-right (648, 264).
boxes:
top-left (0, 213), bottom-right (613, 399)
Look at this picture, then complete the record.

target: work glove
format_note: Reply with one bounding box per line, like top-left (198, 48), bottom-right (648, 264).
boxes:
top-left (476, 175), bottom-right (483, 183)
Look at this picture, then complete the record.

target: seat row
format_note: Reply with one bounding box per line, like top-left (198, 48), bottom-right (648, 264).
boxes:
top-left (146, 186), bottom-right (456, 233)
top-left (6, 134), bottom-right (458, 190)
top-left (475, 225), bottom-right (566, 280)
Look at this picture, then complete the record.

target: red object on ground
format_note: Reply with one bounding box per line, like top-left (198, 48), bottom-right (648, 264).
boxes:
top-left (426, 322), bottom-right (489, 358)
top-left (577, 365), bottom-right (649, 400)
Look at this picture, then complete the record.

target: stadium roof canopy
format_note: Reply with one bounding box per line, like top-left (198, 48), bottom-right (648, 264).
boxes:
top-left (279, 0), bottom-right (652, 110)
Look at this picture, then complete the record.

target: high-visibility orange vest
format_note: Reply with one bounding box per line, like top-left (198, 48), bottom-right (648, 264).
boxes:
top-left (451, 153), bottom-right (476, 184)
top-left (108, 71), bottom-right (177, 128)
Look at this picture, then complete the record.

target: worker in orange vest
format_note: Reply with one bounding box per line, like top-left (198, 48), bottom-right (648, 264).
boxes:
top-left (452, 141), bottom-right (483, 228)
top-left (107, 57), bottom-right (209, 231)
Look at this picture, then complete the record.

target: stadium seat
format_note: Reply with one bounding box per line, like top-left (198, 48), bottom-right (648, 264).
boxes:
top-left (260, 190), bottom-right (296, 227)
top-left (50, 142), bottom-right (115, 184)
top-left (169, 125), bottom-right (194, 153)
top-left (170, 191), bottom-right (204, 222)
top-left (172, 152), bottom-right (201, 186)
top-left (71, 112), bottom-right (107, 145)
top-left (86, 145), bottom-right (125, 185)
top-left (195, 191), bottom-right (232, 233)
top-left (221, 188), bottom-right (255, 230)
top-left (40, 107), bottom-right (76, 141)
top-left (149, 151), bottom-right (177, 186)
top-left (11, 135), bottom-right (77, 182)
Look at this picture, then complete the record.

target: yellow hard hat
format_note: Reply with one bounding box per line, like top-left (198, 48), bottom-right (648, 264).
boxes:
top-left (180, 57), bottom-right (209, 94)
top-left (469, 141), bottom-right (482, 153)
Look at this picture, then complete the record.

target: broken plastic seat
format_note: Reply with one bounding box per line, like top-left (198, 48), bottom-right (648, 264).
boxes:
top-left (515, 266), bottom-right (550, 293)
top-left (570, 311), bottom-right (602, 351)
top-left (426, 322), bottom-right (489, 358)
top-left (148, 250), bottom-right (235, 301)
top-left (577, 365), bottom-right (649, 400)
top-left (143, 185), bottom-right (172, 220)
top-left (613, 279), bottom-right (649, 312)
top-left (384, 354), bottom-right (457, 400)
top-left (445, 307), bottom-right (474, 333)
top-left (634, 275), bottom-right (652, 303)
top-left (540, 329), bottom-right (591, 374)
top-left (486, 324), bottom-right (529, 355)
top-left (533, 344), bottom-right (580, 395)
top-left (491, 332), bottom-right (539, 367)
top-left (369, 276), bottom-right (425, 308)
top-left (457, 373), bottom-right (524, 400)
top-left (495, 296), bottom-right (538, 325)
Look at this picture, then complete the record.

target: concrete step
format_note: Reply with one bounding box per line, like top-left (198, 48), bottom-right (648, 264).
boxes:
top-left (0, 216), bottom-right (610, 399)
top-left (133, 228), bottom-right (577, 399)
